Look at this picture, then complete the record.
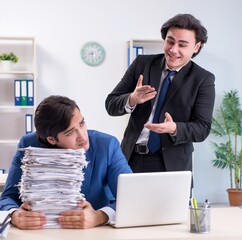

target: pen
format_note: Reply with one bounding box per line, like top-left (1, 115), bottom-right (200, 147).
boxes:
top-left (192, 197), bottom-right (200, 232)
top-left (204, 199), bottom-right (210, 208)
top-left (200, 199), bottom-right (210, 229)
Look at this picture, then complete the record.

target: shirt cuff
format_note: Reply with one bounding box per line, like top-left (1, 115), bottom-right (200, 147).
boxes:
top-left (99, 206), bottom-right (116, 225)
top-left (8, 208), bottom-right (18, 224)
top-left (170, 131), bottom-right (177, 137)
top-left (125, 98), bottom-right (136, 113)
top-left (8, 208), bottom-right (18, 216)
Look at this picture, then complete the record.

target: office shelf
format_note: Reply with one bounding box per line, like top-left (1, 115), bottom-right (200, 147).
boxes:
top-left (0, 36), bottom-right (36, 172)
top-left (127, 38), bottom-right (164, 67)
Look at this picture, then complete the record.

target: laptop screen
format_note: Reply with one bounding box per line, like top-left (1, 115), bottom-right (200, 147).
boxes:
top-left (113, 171), bottom-right (192, 228)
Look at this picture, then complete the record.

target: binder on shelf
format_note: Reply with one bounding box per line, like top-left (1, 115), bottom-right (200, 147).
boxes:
top-left (25, 114), bottom-right (33, 134)
top-left (14, 80), bottom-right (21, 106)
top-left (21, 80), bottom-right (27, 106)
top-left (137, 47), bottom-right (143, 55)
top-left (27, 80), bottom-right (34, 106)
top-left (128, 46), bottom-right (144, 66)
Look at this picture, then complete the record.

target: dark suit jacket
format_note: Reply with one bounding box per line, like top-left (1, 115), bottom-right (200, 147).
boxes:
top-left (0, 130), bottom-right (132, 211)
top-left (105, 54), bottom-right (215, 172)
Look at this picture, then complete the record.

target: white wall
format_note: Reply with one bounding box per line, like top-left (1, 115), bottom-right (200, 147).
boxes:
top-left (1, 0), bottom-right (242, 204)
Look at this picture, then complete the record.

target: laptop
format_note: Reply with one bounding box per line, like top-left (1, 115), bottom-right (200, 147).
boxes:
top-left (111, 171), bottom-right (192, 228)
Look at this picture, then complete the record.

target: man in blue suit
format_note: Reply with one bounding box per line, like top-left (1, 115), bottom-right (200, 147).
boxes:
top-left (0, 95), bottom-right (132, 229)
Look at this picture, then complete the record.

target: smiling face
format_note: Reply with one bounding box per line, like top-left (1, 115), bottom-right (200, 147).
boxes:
top-left (164, 28), bottom-right (201, 70)
top-left (46, 108), bottom-right (90, 151)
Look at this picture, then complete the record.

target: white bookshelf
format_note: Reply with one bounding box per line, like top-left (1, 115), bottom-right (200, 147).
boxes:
top-left (127, 39), bottom-right (164, 67)
top-left (0, 36), bottom-right (36, 172)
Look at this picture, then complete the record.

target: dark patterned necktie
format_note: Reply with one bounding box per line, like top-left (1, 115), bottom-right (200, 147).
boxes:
top-left (148, 70), bottom-right (176, 153)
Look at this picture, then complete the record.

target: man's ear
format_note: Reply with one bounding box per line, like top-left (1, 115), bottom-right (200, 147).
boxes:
top-left (194, 41), bottom-right (201, 53)
top-left (47, 136), bottom-right (57, 145)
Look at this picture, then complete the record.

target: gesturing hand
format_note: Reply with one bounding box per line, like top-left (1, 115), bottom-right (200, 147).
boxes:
top-left (129, 75), bottom-right (157, 107)
top-left (144, 112), bottom-right (177, 135)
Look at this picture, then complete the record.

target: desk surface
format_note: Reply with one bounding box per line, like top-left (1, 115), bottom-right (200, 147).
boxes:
top-left (0, 173), bottom-right (7, 186)
top-left (5, 207), bottom-right (242, 240)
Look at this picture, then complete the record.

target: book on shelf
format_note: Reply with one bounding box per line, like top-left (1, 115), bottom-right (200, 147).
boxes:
top-left (128, 46), bottom-right (143, 67)
top-left (21, 80), bottom-right (27, 106)
top-left (27, 80), bottom-right (34, 106)
top-left (25, 114), bottom-right (33, 134)
top-left (14, 80), bottom-right (21, 106)
top-left (14, 79), bottom-right (34, 106)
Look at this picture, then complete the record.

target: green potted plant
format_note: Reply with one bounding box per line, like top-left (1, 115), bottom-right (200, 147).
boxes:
top-left (0, 52), bottom-right (18, 63)
top-left (211, 89), bottom-right (242, 206)
top-left (0, 52), bottom-right (18, 71)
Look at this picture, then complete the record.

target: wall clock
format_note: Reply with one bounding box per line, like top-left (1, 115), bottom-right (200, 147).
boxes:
top-left (81, 41), bottom-right (105, 66)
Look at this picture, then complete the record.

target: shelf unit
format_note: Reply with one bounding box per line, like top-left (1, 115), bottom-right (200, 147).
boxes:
top-left (0, 36), bottom-right (36, 172)
top-left (127, 39), bottom-right (164, 67)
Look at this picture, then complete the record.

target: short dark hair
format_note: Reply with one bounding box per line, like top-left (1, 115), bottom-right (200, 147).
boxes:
top-left (160, 14), bottom-right (208, 58)
top-left (34, 95), bottom-right (79, 147)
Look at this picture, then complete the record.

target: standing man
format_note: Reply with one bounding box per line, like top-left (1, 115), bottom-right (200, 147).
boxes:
top-left (0, 95), bottom-right (132, 229)
top-left (105, 14), bottom-right (215, 173)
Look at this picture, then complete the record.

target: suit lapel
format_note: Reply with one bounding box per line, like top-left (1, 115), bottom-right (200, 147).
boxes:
top-left (149, 57), bottom-right (165, 106)
top-left (165, 61), bottom-right (192, 104)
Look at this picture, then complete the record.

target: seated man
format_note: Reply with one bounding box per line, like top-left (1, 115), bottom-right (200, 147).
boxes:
top-left (0, 95), bottom-right (132, 229)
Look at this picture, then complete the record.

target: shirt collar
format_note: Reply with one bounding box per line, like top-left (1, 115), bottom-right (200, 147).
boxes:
top-left (165, 64), bottom-right (182, 72)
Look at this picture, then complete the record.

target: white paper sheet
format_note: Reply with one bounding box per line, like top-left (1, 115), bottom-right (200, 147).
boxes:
top-left (18, 147), bottom-right (88, 228)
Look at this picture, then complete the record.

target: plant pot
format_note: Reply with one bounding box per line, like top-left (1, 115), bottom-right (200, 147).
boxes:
top-left (227, 189), bottom-right (242, 206)
top-left (0, 60), bottom-right (12, 71)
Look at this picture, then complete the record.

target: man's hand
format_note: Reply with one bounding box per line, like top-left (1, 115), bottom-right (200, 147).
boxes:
top-left (129, 75), bottom-right (157, 107)
top-left (58, 200), bottom-right (108, 229)
top-left (144, 112), bottom-right (177, 135)
top-left (11, 203), bottom-right (46, 230)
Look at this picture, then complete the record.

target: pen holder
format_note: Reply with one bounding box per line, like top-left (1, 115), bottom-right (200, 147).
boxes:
top-left (190, 207), bottom-right (211, 233)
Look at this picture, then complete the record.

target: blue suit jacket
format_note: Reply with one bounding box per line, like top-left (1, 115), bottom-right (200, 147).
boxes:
top-left (0, 130), bottom-right (132, 211)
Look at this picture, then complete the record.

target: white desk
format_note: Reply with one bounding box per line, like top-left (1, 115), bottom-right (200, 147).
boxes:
top-left (5, 207), bottom-right (242, 240)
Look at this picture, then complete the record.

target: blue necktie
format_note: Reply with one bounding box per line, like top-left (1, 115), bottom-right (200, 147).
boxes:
top-left (148, 70), bottom-right (176, 153)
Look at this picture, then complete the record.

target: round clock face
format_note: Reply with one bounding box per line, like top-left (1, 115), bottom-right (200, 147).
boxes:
top-left (81, 41), bottom-right (105, 66)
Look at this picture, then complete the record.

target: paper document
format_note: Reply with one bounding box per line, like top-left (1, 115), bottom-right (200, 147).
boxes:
top-left (0, 211), bottom-right (11, 239)
top-left (18, 147), bottom-right (88, 228)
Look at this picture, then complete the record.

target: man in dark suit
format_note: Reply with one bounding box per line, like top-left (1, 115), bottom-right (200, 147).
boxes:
top-left (0, 95), bottom-right (132, 229)
top-left (105, 14), bottom-right (215, 173)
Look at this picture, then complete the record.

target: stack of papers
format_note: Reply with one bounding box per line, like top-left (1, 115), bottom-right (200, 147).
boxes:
top-left (18, 147), bottom-right (88, 228)
top-left (0, 212), bottom-right (11, 239)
